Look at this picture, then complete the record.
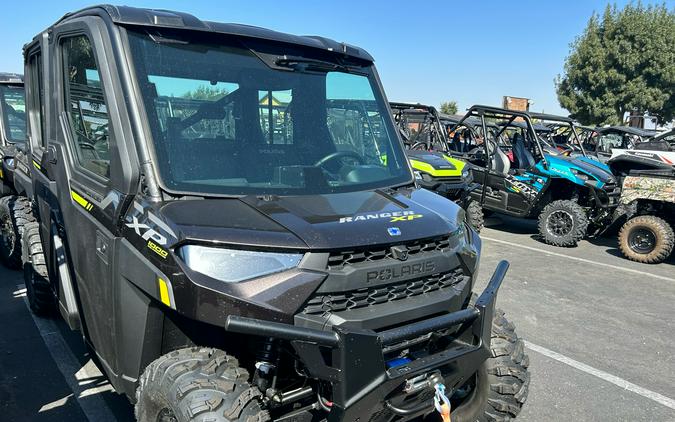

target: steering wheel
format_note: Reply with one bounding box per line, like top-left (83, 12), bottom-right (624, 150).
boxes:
top-left (314, 150), bottom-right (365, 168)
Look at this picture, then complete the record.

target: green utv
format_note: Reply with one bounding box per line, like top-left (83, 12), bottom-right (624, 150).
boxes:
top-left (390, 102), bottom-right (484, 231)
top-left (21, 5), bottom-right (529, 421)
top-left (0, 73), bottom-right (36, 269)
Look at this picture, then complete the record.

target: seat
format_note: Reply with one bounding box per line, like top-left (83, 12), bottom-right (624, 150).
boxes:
top-left (512, 133), bottom-right (536, 169)
top-left (488, 140), bottom-right (510, 174)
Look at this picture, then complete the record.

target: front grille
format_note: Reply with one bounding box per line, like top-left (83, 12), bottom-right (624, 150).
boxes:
top-left (327, 236), bottom-right (451, 270)
top-left (302, 269), bottom-right (466, 315)
top-left (423, 174), bottom-right (463, 184)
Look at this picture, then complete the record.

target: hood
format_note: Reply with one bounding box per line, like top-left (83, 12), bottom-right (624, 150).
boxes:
top-left (545, 154), bottom-right (615, 183)
top-left (572, 155), bottom-right (612, 174)
top-left (157, 188), bottom-right (463, 250)
top-left (407, 150), bottom-right (465, 176)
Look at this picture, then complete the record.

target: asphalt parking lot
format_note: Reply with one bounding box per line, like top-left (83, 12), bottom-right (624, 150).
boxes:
top-left (0, 214), bottom-right (673, 422)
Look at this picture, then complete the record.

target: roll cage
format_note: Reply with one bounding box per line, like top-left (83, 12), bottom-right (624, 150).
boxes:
top-left (389, 102), bottom-right (450, 151)
top-left (448, 105), bottom-right (549, 167)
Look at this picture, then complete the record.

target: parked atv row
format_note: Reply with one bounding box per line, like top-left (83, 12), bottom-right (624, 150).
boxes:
top-left (390, 102), bottom-right (484, 231)
top-left (387, 101), bottom-right (674, 263)
top-left (0, 5), bottom-right (530, 422)
top-left (0, 73), bottom-right (35, 270)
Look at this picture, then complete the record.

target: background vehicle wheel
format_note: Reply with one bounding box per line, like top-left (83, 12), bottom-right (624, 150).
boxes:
top-left (538, 200), bottom-right (588, 247)
top-left (0, 196), bottom-right (35, 269)
top-left (466, 199), bottom-right (485, 233)
top-left (21, 222), bottom-right (55, 315)
top-left (136, 347), bottom-right (270, 422)
top-left (618, 216), bottom-right (674, 264)
top-left (449, 309), bottom-right (530, 422)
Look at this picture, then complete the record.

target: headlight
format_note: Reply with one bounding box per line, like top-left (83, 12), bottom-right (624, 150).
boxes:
top-left (570, 168), bottom-right (589, 181)
top-left (414, 171), bottom-right (423, 180)
top-left (461, 167), bottom-right (470, 179)
top-left (179, 245), bottom-right (303, 283)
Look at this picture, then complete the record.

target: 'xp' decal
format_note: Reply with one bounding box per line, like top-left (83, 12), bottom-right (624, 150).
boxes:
top-left (339, 210), bottom-right (423, 224)
top-left (125, 202), bottom-right (177, 246)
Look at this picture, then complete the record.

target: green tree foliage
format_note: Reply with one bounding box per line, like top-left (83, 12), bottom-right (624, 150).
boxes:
top-left (440, 101), bottom-right (458, 115)
top-left (184, 85), bottom-right (230, 100)
top-left (556, 3), bottom-right (675, 125)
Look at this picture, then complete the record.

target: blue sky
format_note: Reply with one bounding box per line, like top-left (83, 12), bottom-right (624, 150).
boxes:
top-left (0, 0), bottom-right (670, 115)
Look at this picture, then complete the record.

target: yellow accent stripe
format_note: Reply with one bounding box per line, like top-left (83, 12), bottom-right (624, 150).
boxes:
top-left (0, 168), bottom-right (3, 179)
top-left (70, 190), bottom-right (92, 211)
top-left (409, 159), bottom-right (462, 177)
top-left (443, 154), bottom-right (466, 171)
top-left (32, 160), bottom-right (41, 170)
top-left (158, 278), bottom-right (172, 307)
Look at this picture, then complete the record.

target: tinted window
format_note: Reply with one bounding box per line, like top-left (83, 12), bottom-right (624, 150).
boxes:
top-left (127, 30), bottom-right (410, 196)
top-left (62, 35), bottom-right (111, 178)
top-left (0, 84), bottom-right (26, 142)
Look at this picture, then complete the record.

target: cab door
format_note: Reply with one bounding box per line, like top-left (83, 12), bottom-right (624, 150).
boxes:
top-left (41, 19), bottom-right (137, 369)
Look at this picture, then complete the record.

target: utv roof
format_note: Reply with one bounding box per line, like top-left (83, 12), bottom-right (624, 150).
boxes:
top-left (40, 5), bottom-right (374, 62)
top-left (528, 112), bottom-right (574, 123)
top-left (0, 73), bottom-right (23, 84)
top-left (651, 128), bottom-right (674, 142)
top-left (389, 102), bottom-right (437, 112)
top-left (596, 126), bottom-right (653, 137)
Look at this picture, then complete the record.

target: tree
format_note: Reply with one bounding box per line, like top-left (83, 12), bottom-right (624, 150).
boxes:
top-left (184, 85), bottom-right (230, 100)
top-left (556, 3), bottom-right (675, 125)
top-left (440, 101), bottom-right (458, 115)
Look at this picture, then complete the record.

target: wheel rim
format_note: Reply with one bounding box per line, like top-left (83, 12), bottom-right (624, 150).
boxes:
top-left (157, 408), bottom-right (177, 422)
top-left (628, 227), bottom-right (656, 254)
top-left (546, 210), bottom-right (574, 237)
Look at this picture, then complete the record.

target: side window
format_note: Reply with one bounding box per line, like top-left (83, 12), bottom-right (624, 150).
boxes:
top-left (27, 52), bottom-right (46, 148)
top-left (62, 35), bottom-right (111, 178)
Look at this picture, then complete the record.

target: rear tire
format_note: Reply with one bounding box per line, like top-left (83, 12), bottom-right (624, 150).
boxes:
top-left (449, 309), bottom-right (530, 422)
top-left (21, 222), bottom-right (55, 315)
top-left (0, 196), bottom-right (35, 269)
top-left (466, 199), bottom-right (485, 233)
top-left (538, 200), bottom-right (588, 247)
top-left (135, 347), bottom-right (270, 422)
top-left (618, 215), bottom-right (674, 264)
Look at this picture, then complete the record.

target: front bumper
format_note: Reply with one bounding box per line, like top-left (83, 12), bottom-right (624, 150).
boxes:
top-left (224, 260), bottom-right (509, 421)
top-left (586, 181), bottom-right (621, 208)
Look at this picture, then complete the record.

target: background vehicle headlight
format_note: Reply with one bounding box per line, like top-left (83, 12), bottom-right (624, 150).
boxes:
top-left (570, 168), bottom-right (589, 181)
top-left (179, 245), bottom-right (303, 283)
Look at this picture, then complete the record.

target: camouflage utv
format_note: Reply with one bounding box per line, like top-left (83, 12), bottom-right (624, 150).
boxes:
top-left (616, 172), bottom-right (675, 263)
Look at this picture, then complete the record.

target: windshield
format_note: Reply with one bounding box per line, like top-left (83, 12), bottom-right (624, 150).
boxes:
top-left (0, 84), bottom-right (26, 143)
top-left (127, 30), bottom-right (410, 196)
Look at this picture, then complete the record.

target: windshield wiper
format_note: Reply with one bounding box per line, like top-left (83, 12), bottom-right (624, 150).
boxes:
top-left (274, 55), bottom-right (366, 75)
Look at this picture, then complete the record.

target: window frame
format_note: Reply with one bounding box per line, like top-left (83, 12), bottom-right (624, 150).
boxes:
top-left (59, 32), bottom-right (113, 183)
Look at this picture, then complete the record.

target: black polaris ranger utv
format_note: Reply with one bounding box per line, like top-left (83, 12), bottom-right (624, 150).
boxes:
top-left (390, 102), bottom-right (484, 231)
top-left (0, 73), bottom-right (36, 269)
top-left (21, 6), bottom-right (528, 421)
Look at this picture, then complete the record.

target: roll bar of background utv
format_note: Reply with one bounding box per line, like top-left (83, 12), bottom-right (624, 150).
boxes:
top-left (529, 111), bottom-right (590, 157)
top-left (224, 260), bottom-right (509, 419)
top-left (450, 105), bottom-right (550, 168)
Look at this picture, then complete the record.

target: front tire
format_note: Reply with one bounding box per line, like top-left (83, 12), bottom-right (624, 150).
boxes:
top-left (0, 196), bottom-right (35, 269)
top-left (450, 309), bottom-right (530, 422)
top-left (618, 216), bottom-right (674, 264)
top-left (538, 200), bottom-right (589, 247)
top-left (135, 347), bottom-right (270, 422)
top-left (21, 222), bottom-right (55, 315)
top-left (466, 199), bottom-right (485, 233)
